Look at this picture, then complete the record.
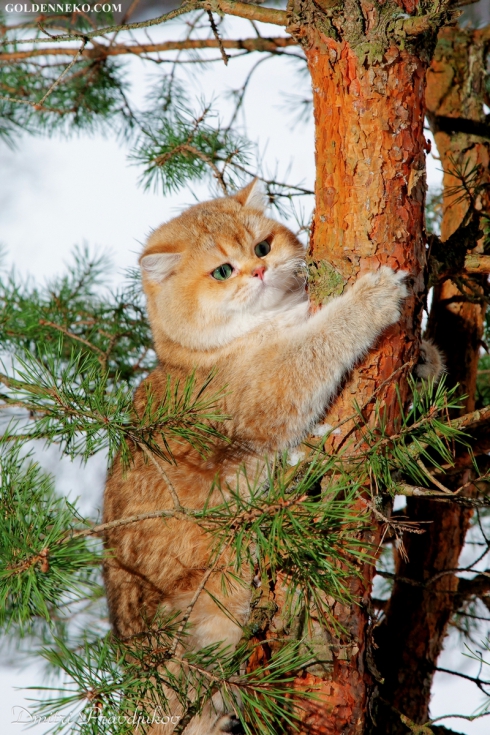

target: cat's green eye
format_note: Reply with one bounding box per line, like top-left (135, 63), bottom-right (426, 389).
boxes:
top-left (254, 241), bottom-right (271, 258)
top-left (211, 263), bottom-right (234, 281)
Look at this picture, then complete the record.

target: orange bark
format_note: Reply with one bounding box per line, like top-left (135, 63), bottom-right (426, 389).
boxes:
top-left (291, 36), bottom-right (429, 735)
top-left (307, 39), bottom-right (426, 428)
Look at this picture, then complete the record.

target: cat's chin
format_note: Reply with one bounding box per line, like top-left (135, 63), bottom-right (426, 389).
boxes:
top-left (259, 298), bottom-right (310, 332)
top-left (169, 296), bottom-right (310, 351)
top-left (220, 293), bottom-right (310, 347)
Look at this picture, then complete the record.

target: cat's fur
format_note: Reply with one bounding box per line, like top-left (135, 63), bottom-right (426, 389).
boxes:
top-left (104, 181), bottom-right (414, 734)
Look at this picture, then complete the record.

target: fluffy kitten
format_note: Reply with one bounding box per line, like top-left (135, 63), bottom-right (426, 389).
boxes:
top-left (103, 181), bottom-right (410, 734)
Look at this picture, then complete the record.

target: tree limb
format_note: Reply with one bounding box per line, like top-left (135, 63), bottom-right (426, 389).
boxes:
top-left (5, 1), bottom-right (288, 47)
top-left (451, 404), bottom-right (490, 432)
top-left (453, 572), bottom-right (490, 609)
top-left (204, 1), bottom-right (288, 26)
top-left (0, 36), bottom-right (297, 62)
top-left (431, 114), bottom-right (490, 141)
top-left (397, 484), bottom-right (490, 509)
top-left (463, 253), bottom-right (490, 274)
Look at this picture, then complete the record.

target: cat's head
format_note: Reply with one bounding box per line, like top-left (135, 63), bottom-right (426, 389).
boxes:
top-left (140, 181), bottom-right (307, 351)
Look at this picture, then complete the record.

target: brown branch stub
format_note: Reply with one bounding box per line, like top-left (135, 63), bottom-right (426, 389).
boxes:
top-left (451, 403), bottom-right (490, 432)
top-left (397, 484), bottom-right (490, 509)
top-left (453, 572), bottom-right (490, 609)
top-left (206, 10), bottom-right (230, 65)
top-left (431, 115), bottom-right (490, 141)
top-left (203, 1), bottom-right (288, 26)
top-left (464, 253), bottom-right (490, 275)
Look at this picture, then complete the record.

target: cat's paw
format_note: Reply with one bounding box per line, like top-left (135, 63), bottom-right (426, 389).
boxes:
top-left (215, 714), bottom-right (244, 734)
top-left (350, 266), bottom-right (408, 331)
top-left (311, 421), bottom-right (341, 437)
top-left (287, 448), bottom-right (305, 466)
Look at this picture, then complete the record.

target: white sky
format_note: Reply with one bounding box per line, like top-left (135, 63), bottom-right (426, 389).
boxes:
top-left (0, 12), bottom-right (488, 735)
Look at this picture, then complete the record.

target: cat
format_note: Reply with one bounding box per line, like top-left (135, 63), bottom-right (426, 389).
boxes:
top-left (103, 180), bottom-right (416, 735)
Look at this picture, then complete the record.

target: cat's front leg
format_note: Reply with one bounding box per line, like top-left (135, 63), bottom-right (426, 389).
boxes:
top-left (229, 267), bottom-right (408, 452)
top-left (310, 266), bottom-right (409, 372)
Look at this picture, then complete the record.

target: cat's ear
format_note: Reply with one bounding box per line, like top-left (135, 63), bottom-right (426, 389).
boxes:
top-left (140, 252), bottom-right (182, 282)
top-left (234, 179), bottom-right (267, 212)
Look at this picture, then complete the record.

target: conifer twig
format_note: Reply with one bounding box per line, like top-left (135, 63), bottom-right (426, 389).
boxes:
top-left (207, 10), bottom-right (230, 66)
top-left (0, 40), bottom-right (87, 109)
top-left (36, 40), bottom-right (87, 107)
top-left (38, 319), bottom-right (107, 365)
top-left (64, 508), bottom-right (192, 541)
top-left (139, 443), bottom-right (184, 511)
top-left (416, 458), bottom-right (453, 494)
top-left (168, 540), bottom-right (233, 657)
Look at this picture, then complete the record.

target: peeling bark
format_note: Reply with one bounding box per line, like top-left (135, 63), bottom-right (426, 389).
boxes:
top-left (281, 6), bottom-right (431, 731)
top-left (307, 39), bottom-right (426, 427)
top-left (241, 5), bottom-right (488, 734)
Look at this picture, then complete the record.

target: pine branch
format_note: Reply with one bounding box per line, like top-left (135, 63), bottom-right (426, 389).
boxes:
top-left (434, 666), bottom-right (490, 693)
top-left (168, 541), bottom-right (233, 658)
top-left (0, 356), bottom-right (229, 465)
top-left (38, 319), bottom-right (108, 366)
top-left (5, 4), bottom-right (202, 45)
top-left (0, 449), bottom-right (102, 631)
top-left (451, 403), bottom-right (490, 432)
top-left (36, 40), bottom-right (87, 108)
top-left (139, 444), bottom-right (184, 511)
top-left (64, 508), bottom-right (191, 541)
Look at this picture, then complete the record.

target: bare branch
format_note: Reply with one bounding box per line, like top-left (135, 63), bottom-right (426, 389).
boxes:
top-left (205, 1), bottom-right (288, 26)
top-left (0, 37), bottom-right (297, 62)
top-left (397, 484), bottom-right (490, 509)
top-left (139, 443), bottom-right (184, 512)
top-left (453, 572), bottom-right (490, 607)
top-left (37, 39), bottom-right (87, 107)
top-left (206, 10), bottom-right (229, 66)
top-left (168, 539), bottom-right (233, 657)
top-left (6, 1), bottom-right (288, 47)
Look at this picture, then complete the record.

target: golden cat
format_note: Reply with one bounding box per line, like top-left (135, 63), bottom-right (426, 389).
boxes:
top-left (103, 181), bottom-right (412, 734)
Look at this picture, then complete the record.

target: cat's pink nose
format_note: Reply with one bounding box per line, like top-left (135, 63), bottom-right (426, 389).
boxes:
top-left (252, 266), bottom-right (266, 281)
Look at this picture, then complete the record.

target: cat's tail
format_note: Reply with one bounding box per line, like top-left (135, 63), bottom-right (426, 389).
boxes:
top-left (414, 340), bottom-right (445, 382)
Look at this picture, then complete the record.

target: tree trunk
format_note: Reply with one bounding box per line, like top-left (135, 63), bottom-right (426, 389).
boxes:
top-left (371, 26), bottom-right (490, 735)
top-left (280, 1), bottom-right (435, 731)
